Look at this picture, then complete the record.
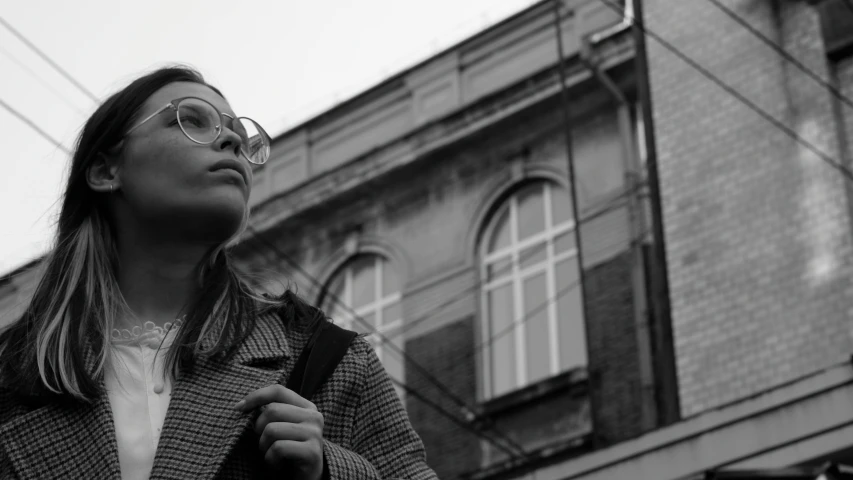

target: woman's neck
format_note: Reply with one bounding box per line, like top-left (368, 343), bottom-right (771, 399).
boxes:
top-left (114, 234), bottom-right (209, 329)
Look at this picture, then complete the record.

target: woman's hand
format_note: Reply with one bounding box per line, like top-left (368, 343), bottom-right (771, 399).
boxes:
top-left (235, 385), bottom-right (325, 480)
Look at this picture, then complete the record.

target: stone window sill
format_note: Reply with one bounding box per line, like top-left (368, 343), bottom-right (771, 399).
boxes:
top-left (478, 367), bottom-right (589, 419)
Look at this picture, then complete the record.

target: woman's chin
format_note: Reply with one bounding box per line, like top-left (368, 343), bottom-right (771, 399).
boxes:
top-left (167, 201), bottom-right (247, 245)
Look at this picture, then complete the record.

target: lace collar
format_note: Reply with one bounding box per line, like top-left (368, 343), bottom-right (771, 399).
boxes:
top-left (111, 318), bottom-right (183, 347)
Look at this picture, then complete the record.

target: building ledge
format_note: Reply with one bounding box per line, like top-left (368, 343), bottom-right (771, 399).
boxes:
top-left (464, 434), bottom-right (592, 480)
top-left (479, 368), bottom-right (588, 418)
top-left (524, 357), bottom-right (853, 480)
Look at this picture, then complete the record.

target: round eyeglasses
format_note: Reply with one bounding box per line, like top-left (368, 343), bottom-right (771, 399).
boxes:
top-left (126, 96), bottom-right (271, 165)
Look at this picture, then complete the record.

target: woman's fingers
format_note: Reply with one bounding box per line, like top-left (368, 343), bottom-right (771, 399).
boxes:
top-left (254, 403), bottom-right (324, 435)
top-left (263, 439), bottom-right (321, 469)
top-left (258, 422), bottom-right (318, 452)
top-left (235, 384), bottom-right (316, 412)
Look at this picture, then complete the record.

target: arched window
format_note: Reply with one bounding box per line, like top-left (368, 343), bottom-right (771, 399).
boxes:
top-left (321, 254), bottom-right (405, 397)
top-left (479, 181), bottom-right (587, 399)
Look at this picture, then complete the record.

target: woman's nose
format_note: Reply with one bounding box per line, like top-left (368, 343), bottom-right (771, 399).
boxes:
top-left (215, 124), bottom-right (244, 157)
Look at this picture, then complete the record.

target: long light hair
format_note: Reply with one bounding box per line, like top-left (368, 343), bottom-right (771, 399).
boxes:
top-left (0, 66), bottom-right (305, 403)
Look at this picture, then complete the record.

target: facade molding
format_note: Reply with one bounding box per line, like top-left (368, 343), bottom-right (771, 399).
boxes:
top-left (464, 165), bottom-right (570, 268)
top-left (312, 234), bottom-right (411, 306)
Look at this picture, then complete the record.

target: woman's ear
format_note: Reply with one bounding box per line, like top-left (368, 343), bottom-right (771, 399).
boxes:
top-left (87, 152), bottom-right (121, 194)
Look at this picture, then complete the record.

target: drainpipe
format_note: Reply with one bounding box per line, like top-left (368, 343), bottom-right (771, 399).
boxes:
top-left (580, 0), bottom-right (682, 428)
top-left (577, 33), bottom-right (658, 433)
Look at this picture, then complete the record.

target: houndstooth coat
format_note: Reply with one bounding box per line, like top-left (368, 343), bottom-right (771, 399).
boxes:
top-left (0, 308), bottom-right (439, 479)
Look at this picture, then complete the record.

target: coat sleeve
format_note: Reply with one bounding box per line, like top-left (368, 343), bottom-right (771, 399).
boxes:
top-left (0, 450), bottom-right (20, 480)
top-left (322, 338), bottom-right (439, 480)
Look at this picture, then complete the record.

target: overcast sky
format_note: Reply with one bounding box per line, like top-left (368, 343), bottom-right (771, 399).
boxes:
top-left (0, 0), bottom-right (535, 276)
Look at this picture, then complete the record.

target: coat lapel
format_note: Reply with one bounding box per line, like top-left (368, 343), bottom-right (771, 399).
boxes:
top-left (148, 311), bottom-right (295, 480)
top-left (0, 389), bottom-right (121, 480)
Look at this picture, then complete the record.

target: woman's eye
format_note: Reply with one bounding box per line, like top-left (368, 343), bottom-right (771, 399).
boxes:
top-left (179, 115), bottom-right (204, 127)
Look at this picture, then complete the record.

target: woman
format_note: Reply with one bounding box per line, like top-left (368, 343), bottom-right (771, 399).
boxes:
top-left (0, 66), bottom-right (437, 480)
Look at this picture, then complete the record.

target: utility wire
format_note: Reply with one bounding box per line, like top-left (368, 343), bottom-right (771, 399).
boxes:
top-left (595, 0), bottom-right (853, 183)
top-left (0, 16), bottom-right (99, 102)
top-left (703, 0), bottom-right (853, 110)
top-left (0, 97), bottom-right (71, 154)
top-left (385, 374), bottom-right (526, 465)
top-left (0, 44), bottom-right (87, 115)
top-left (431, 227), bottom-right (648, 383)
top-left (379, 181), bottom-right (647, 345)
top-left (243, 226), bottom-right (531, 461)
top-left (246, 177), bottom-right (646, 272)
top-left (245, 197), bottom-right (647, 459)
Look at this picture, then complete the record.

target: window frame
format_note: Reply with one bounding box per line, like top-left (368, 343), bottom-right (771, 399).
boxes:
top-left (322, 254), bottom-right (405, 396)
top-left (479, 181), bottom-right (585, 400)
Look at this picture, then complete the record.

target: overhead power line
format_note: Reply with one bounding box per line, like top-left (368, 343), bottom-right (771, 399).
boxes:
top-left (702, 0), bottom-right (853, 111)
top-left (0, 44), bottom-right (86, 115)
top-left (379, 181), bottom-right (647, 345)
top-left (0, 97), bottom-right (70, 154)
top-left (0, 16), bottom-right (99, 102)
top-left (243, 226), bottom-right (530, 462)
top-left (595, 0), bottom-right (853, 183)
top-left (431, 227), bottom-right (648, 382)
top-left (385, 374), bottom-right (527, 467)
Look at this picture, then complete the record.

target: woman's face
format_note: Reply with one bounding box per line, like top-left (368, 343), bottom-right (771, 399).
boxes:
top-left (115, 82), bottom-right (253, 244)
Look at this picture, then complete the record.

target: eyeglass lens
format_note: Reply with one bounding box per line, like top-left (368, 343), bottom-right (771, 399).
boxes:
top-left (176, 98), bottom-right (270, 164)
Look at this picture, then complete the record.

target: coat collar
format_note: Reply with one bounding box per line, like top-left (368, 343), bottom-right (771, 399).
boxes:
top-left (0, 310), bottom-right (295, 480)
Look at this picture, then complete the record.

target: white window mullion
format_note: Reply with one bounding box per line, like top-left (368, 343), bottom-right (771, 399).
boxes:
top-left (544, 185), bottom-right (561, 375)
top-left (343, 268), bottom-right (353, 330)
top-left (510, 197), bottom-right (527, 388)
top-left (375, 257), bottom-right (383, 331)
top-left (545, 241), bottom-right (561, 375)
top-left (481, 285), bottom-right (493, 398)
top-left (553, 248), bottom-right (579, 265)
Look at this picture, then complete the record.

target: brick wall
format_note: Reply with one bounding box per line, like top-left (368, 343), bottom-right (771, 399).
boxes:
top-left (584, 250), bottom-right (644, 446)
top-left (406, 319), bottom-right (480, 479)
top-left (644, 0), bottom-right (853, 416)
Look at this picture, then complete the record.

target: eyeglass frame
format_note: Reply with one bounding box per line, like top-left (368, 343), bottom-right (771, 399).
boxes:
top-left (125, 96), bottom-right (270, 165)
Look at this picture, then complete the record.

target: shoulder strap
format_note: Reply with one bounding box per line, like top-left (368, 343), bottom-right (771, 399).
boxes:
top-left (286, 319), bottom-right (358, 401)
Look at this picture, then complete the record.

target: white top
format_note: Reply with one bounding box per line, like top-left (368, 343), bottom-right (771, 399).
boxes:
top-left (105, 320), bottom-right (182, 480)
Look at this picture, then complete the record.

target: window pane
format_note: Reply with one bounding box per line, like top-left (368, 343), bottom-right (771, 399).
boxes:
top-left (324, 273), bottom-right (346, 312)
top-left (556, 259), bottom-right (587, 370)
top-left (381, 302), bottom-right (401, 327)
top-left (517, 184), bottom-right (546, 241)
top-left (488, 283), bottom-right (516, 397)
top-left (519, 241), bottom-right (547, 271)
top-left (489, 207), bottom-right (512, 252)
top-left (381, 259), bottom-right (400, 296)
top-left (381, 346), bottom-right (405, 389)
top-left (333, 310), bottom-right (351, 329)
top-left (551, 186), bottom-right (575, 226)
top-left (554, 230), bottom-right (577, 255)
top-left (486, 256), bottom-right (512, 282)
top-left (353, 312), bottom-right (375, 335)
top-left (523, 273), bottom-right (550, 384)
top-left (350, 256), bottom-right (376, 308)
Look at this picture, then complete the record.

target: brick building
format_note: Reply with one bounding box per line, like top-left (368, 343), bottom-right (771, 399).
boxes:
top-left (2, 0), bottom-right (853, 479)
top-left (240, 0), bottom-right (670, 477)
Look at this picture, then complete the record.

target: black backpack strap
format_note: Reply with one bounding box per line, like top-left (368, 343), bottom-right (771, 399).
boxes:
top-left (286, 319), bottom-right (358, 401)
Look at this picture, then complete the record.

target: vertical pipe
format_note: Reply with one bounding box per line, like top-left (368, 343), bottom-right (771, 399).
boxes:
top-left (632, 0), bottom-right (681, 425)
top-left (552, 0), bottom-right (600, 447)
top-left (617, 103), bottom-right (658, 432)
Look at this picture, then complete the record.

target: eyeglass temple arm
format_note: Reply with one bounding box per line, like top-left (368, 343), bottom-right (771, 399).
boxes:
top-left (126, 104), bottom-right (173, 134)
